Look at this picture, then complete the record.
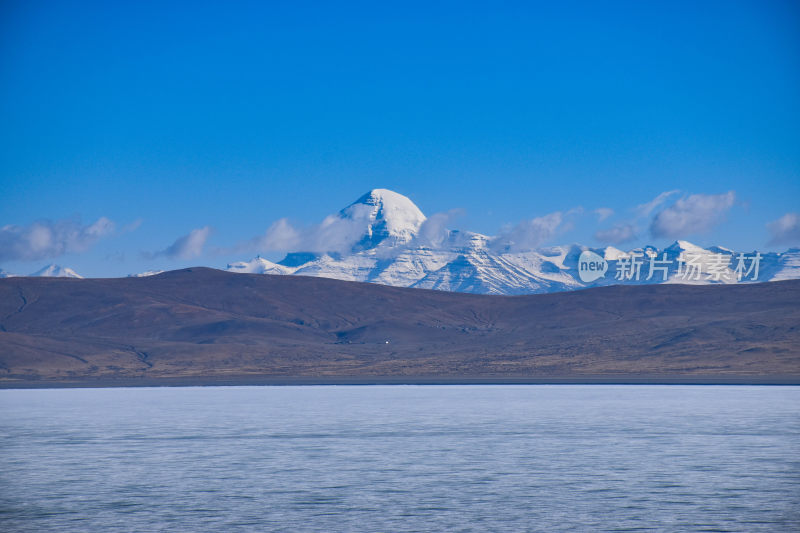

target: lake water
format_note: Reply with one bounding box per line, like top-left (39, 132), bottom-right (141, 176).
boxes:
top-left (1, 385), bottom-right (798, 532)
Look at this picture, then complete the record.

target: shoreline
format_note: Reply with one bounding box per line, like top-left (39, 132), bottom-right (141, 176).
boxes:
top-left (2, 374), bottom-right (800, 389)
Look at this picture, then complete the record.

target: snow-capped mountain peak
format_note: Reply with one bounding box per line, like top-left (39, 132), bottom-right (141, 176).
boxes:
top-left (340, 189), bottom-right (427, 251)
top-left (217, 190), bottom-right (800, 295)
top-left (665, 240), bottom-right (707, 254)
top-left (30, 264), bottom-right (83, 278)
top-left (227, 256), bottom-right (294, 275)
top-left (128, 270), bottom-right (165, 278)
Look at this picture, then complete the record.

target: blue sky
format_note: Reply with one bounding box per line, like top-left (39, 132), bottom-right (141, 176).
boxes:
top-left (1, 0), bottom-right (799, 277)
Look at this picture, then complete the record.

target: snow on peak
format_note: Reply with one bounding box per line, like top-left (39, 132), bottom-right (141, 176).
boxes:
top-left (128, 270), bottom-right (165, 278)
top-left (0, 268), bottom-right (18, 278)
top-left (602, 246), bottom-right (628, 261)
top-left (227, 256), bottom-right (294, 275)
top-left (218, 190), bottom-right (800, 294)
top-left (30, 264), bottom-right (83, 278)
top-left (665, 240), bottom-right (705, 253)
top-left (340, 189), bottom-right (427, 250)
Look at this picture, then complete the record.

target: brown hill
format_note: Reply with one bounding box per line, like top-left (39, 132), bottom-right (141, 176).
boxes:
top-left (0, 268), bottom-right (798, 386)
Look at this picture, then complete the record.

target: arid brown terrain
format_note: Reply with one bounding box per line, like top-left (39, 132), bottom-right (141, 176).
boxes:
top-left (0, 268), bottom-right (798, 386)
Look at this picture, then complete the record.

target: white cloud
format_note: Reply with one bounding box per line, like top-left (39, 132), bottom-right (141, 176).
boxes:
top-left (226, 200), bottom-right (448, 257)
top-left (216, 218), bottom-right (300, 256)
top-left (636, 190), bottom-right (680, 218)
top-left (0, 216), bottom-right (115, 262)
top-left (594, 223), bottom-right (637, 245)
top-left (593, 207), bottom-right (614, 222)
top-left (310, 208), bottom-right (375, 253)
top-left (150, 226), bottom-right (212, 260)
top-left (767, 213), bottom-right (800, 245)
top-left (649, 191), bottom-right (736, 239)
top-left (414, 209), bottom-right (465, 248)
top-left (492, 211), bottom-right (567, 252)
top-left (256, 218), bottom-right (302, 251)
top-left (224, 208), bottom-right (374, 256)
top-left (233, 204), bottom-right (570, 258)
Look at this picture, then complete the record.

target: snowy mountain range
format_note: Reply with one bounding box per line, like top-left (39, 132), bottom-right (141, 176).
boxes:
top-left (0, 264), bottom-right (84, 279)
top-left (127, 270), bottom-right (165, 278)
top-left (226, 189), bottom-right (800, 295)
top-left (3, 189), bottom-right (798, 291)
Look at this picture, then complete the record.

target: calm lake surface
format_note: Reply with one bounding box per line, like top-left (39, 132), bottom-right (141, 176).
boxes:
top-left (1, 385), bottom-right (798, 532)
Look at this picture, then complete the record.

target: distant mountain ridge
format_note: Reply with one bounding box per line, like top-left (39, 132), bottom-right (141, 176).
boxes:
top-left (1, 264), bottom-right (85, 279)
top-left (5, 189), bottom-right (799, 290)
top-left (1, 268), bottom-right (798, 385)
top-left (227, 189), bottom-right (800, 295)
